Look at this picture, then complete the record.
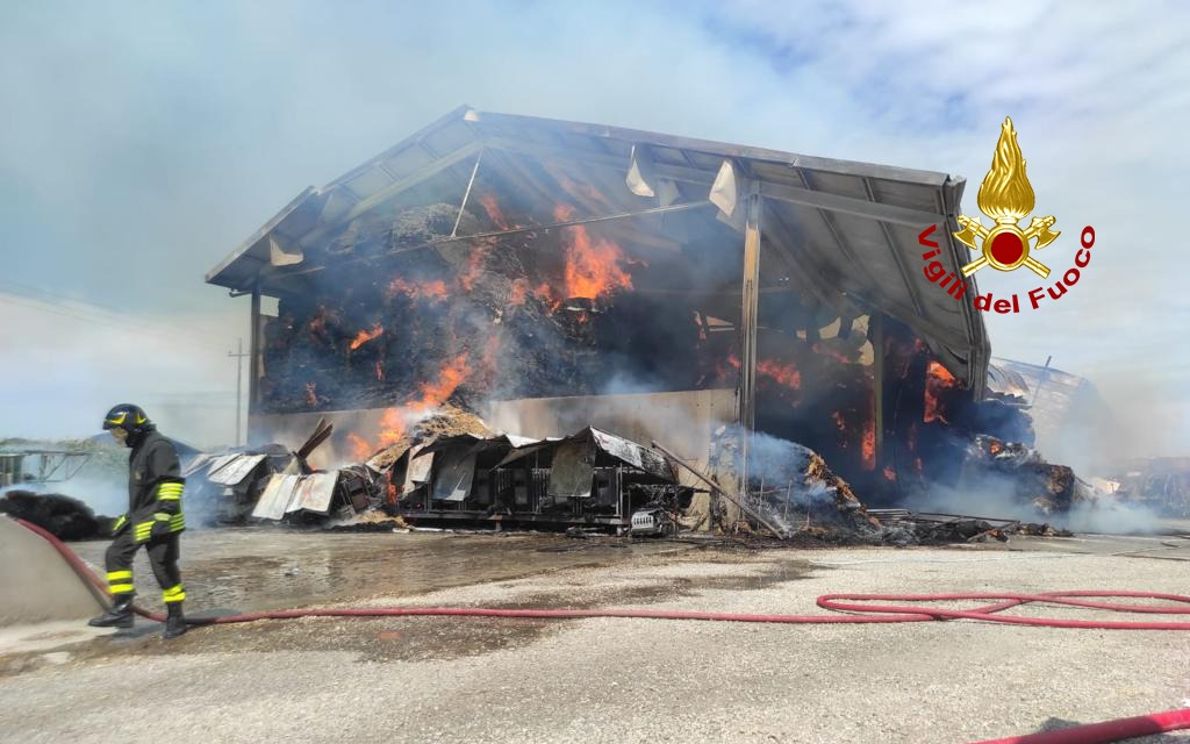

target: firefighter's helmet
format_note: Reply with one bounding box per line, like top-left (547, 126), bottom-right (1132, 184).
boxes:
top-left (102, 403), bottom-right (151, 433)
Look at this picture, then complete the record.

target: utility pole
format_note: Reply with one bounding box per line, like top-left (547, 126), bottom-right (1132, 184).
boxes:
top-left (228, 338), bottom-right (249, 446)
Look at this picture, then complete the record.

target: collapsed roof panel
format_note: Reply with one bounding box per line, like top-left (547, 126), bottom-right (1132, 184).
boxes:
top-left (207, 454), bottom-right (268, 487)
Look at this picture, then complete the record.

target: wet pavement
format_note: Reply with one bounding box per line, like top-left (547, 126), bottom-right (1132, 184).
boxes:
top-left (68, 527), bottom-right (698, 615)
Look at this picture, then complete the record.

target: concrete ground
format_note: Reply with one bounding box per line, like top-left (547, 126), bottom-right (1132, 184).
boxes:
top-left (1, 528), bottom-right (1188, 743)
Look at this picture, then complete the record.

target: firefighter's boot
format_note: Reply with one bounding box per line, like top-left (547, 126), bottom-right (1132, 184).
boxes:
top-left (88, 595), bottom-right (134, 629)
top-left (163, 602), bottom-right (187, 639)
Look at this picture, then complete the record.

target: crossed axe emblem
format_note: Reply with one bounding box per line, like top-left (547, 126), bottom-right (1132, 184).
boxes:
top-left (953, 214), bottom-right (1060, 279)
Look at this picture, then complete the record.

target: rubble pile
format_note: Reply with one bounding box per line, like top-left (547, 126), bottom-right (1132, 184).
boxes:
top-left (1107, 458), bottom-right (1190, 517)
top-left (959, 434), bottom-right (1092, 514)
top-left (870, 509), bottom-right (1074, 546)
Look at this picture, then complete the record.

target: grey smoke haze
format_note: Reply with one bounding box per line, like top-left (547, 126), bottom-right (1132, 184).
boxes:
top-left (1, 1), bottom-right (1187, 458)
top-left (904, 476), bottom-right (1163, 535)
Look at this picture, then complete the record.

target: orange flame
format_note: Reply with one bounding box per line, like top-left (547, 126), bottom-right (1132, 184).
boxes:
top-left (349, 323), bottom-right (385, 351)
top-left (924, 361), bottom-right (958, 423)
top-left (460, 240), bottom-right (492, 292)
top-left (412, 354), bottom-right (469, 411)
top-left (533, 281), bottom-right (563, 311)
top-left (862, 418), bottom-right (876, 470)
top-left (305, 382), bottom-right (318, 408)
top-left (554, 205), bottom-right (633, 301)
top-left (509, 279), bottom-right (529, 306)
top-left (757, 359), bottom-right (801, 390)
top-left (479, 194), bottom-right (510, 231)
top-left (376, 407), bottom-right (408, 448)
top-left (388, 278), bottom-right (448, 301)
top-left (347, 433), bottom-right (373, 461)
top-left (812, 342), bottom-right (853, 365)
top-left (883, 466), bottom-right (897, 481)
top-left (345, 351), bottom-right (473, 461)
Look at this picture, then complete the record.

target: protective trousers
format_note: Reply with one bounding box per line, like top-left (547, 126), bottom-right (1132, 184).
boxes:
top-left (103, 530), bottom-right (186, 605)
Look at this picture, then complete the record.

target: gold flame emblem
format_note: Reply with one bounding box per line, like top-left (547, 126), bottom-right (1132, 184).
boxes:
top-left (954, 117), bottom-right (1059, 278)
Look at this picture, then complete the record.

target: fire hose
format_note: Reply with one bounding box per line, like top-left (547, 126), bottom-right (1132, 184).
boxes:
top-left (17, 517), bottom-right (1190, 742)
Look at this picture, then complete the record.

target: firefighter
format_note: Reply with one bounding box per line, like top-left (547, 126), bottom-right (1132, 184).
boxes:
top-left (88, 404), bottom-right (188, 639)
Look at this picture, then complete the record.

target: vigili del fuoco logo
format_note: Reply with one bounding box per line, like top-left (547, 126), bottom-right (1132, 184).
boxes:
top-left (918, 117), bottom-right (1096, 313)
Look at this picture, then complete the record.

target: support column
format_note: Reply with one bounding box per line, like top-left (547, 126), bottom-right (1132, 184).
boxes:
top-left (739, 193), bottom-right (762, 496)
top-left (248, 285), bottom-right (262, 420)
top-left (871, 312), bottom-right (885, 469)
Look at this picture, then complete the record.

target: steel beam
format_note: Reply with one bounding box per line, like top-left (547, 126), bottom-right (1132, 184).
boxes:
top-left (450, 149), bottom-right (484, 238)
top-left (759, 179), bottom-right (940, 228)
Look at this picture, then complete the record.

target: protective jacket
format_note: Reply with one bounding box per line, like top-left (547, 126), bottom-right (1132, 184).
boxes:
top-left (110, 427), bottom-right (186, 542)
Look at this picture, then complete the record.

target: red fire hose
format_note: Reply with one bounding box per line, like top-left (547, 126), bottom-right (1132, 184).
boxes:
top-left (17, 518), bottom-right (1190, 742)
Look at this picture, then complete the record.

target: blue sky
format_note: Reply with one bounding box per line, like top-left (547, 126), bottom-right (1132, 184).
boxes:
top-left (1, 0), bottom-right (1187, 453)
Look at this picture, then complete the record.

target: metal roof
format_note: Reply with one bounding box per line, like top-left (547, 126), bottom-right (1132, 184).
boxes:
top-left (207, 105), bottom-right (988, 391)
top-left (987, 357), bottom-right (1101, 446)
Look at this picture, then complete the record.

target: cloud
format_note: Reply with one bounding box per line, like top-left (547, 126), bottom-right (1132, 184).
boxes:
top-left (0, 290), bottom-right (247, 446)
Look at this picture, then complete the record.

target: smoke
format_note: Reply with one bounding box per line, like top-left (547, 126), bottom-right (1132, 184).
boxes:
top-left (903, 470), bottom-right (1163, 535)
top-left (597, 370), bottom-right (667, 397)
top-left (1065, 498), bottom-right (1162, 535)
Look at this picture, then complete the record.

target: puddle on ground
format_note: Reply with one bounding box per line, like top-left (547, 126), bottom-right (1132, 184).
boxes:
top-left (69, 529), bottom-right (689, 616)
top-left (6, 534), bottom-right (820, 674)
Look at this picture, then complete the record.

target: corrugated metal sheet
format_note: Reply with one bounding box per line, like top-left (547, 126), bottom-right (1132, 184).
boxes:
top-left (406, 446), bottom-right (433, 486)
top-left (987, 361), bottom-right (1032, 399)
top-left (203, 454), bottom-right (238, 477)
top-left (288, 471), bottom-right (338, 514)
top-left (207, 454), bottom-right (268, 486)
top-left (431, 450), bottom-right (476, 502)
top-left (589, 428), bottom-right (675, 481)
top-left (548, 439), bottom-right (595, 501)
top-left (181, 453), bottom-right (215, 478)
top-left (251, 471), bottom-right (339, 520)
top-left (252, 474), bottom-right (301, 520)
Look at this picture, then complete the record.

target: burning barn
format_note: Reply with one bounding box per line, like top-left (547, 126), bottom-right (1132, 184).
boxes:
top-left (206, 106), bottom-right (1015, 528)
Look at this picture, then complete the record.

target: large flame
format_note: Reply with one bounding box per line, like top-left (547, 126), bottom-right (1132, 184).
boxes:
top-left (554, 205), bottom-right (634, 301)
top-left (977, 117), bottom-right (1036, 221)
top-left (349, 323), bottom-right (385, 351)
top-left (345, 354), bottom-right (471, 459)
